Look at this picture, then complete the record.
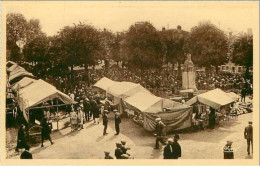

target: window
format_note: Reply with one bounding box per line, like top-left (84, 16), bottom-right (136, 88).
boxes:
top-left (232, 67), bottom-right (235, 72)
top-left (226, 66), bottom-right (229, 71)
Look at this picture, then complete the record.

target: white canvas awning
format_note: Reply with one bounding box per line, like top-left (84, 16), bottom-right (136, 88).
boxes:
top-left (9, 71), bottom-right (34, 84)
top-left (226, 92), bottom-right (240, 101)
top-left (18, 79), bottom-right (76, 111)
top-left (186, 88), bottom-right (234, 109)
top-left (107, 81), bottom-right (150, 99)
top-left (124, 91), bottom-right (162, 113)
top-left (93, 77), bottom-right (118, 91)
top-left (11, 77), bottom-right (37, 91)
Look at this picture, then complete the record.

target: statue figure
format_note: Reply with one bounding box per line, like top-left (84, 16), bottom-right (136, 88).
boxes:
top-left (182, 54), bottom-right (197, 90)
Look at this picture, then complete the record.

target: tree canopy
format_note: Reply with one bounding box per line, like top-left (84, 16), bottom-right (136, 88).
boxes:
top-left (188, 21), bottom-right (229, 72)
top-left (125, 22), bottom-right (164, 69)
top-left (232, 34), bottom-right (253, 69)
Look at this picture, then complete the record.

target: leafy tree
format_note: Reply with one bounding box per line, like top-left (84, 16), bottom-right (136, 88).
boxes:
top-left (232, 34), bottom-right (253, 78)
top-left (188, 21), bottom-right (229, 73)
top-left (125, 22), bottom-right (164, 70)
top-left (6, 13), bottom-right (27, 61)
top-left (57, 22), bottom-right (101, 81)
top-left (161, 26), bottom-right (190, 79)
top-left (7, 13), bottom-right (44, 62)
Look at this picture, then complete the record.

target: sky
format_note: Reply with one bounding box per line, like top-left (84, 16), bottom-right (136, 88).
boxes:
top-left (3, 1), bottom-right (259, 36)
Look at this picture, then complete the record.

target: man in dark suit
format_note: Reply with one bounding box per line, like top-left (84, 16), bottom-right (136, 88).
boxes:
top-left (20, 147), bottom-right (33, 159)
top-left (115, 143), bottom-right (123, 159)
top-left (244, 121), bottom-right (253, 155)
top-left (114, 109), bottom-right (121, 135)
top-left (40, 117), bottom-right (54, 147)
top-left (172, 134), bottom-right (181, 159)
top-left (163, 138), bottom-right (173, 159)
top-left (103, 110), bottom-right (109, 135)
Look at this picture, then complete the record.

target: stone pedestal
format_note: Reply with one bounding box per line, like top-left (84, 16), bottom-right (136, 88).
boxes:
top-left (182, 54), bottom-right (197, 91)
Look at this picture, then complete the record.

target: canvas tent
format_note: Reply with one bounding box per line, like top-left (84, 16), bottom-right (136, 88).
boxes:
top-left (124, 91), bottom-right (163, 113)
top-left (93, 77), bottom-right (118, 91)
top-left (107, 81), bottom-right (150, 99)
top-left (11, 77), bottom-right (37, 91)
top-left (186, 88), bottom-right (234, 110)
top-left (18, 79), bottom-right (76, 113)
top-left (226, 92), bottom-right (240, 101)
top-left (123, 91), bottom-right (192, 132)
top-left (6, 61), bottom-right (17, 69)
top-left (9, 71), bottom-right (34, 85)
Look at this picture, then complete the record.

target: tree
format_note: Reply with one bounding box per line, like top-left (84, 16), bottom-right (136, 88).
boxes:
top-left (57, 22), bottom-right (101, 82)
top-left (7, 13), bottom-right (44, 62)
top-left (6, 13), bottom-right (27, 61)
top-left (161, 25), bottom-right (190, 79)
top-left (188, 21), bottom-right (229, 73)
top-left (125, 22), bottom-right (164, 70)
top-left (232, 34), bottom-right (253, 78)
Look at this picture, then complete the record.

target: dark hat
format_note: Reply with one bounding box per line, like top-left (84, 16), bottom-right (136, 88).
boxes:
top-left (104, 151), bottom-right (110, 154)
top-left (249, 121), bottom-right (252, 124)
top-left (121, 140), bottom-right (126, 144)
top-left (174, 134), bottom-right (180, 140)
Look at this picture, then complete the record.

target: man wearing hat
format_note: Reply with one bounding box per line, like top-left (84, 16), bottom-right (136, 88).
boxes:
top-left (115, 142), bottom-right (123, 159)
top-left (244, 121), bottom-right (253, 155)
top-left (20, 146), bottom-right (33, 159)
top-left (154, 118), bottom-right (165, 149)
top-left (121, 140), bottom-right (131, 155)
top-left (114, 109), bottom-right (121, 135)
top-left (104, 151), bottom-right (113, 159)
top-left (163, 138), bottom-right (173, 159)
top-left (171, 134), bottom-right (181, 159)
top-left (83, 97), bottom-right (91, 121)
top-left (103, 110), bottom-right (109, 135)
top-left (223, 141), bottom-right (234, 159)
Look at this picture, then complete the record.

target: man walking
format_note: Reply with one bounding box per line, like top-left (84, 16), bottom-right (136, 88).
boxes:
top-left (114, 109), bottom-right (121, 135)
top-left (154, 118), bottom-right (165, 149)
top-left (40, 117), bottom-right (54, 147)
top-left (172, 134), bottom-right (181, 159)
top-left (103, 110), bottom-right (109, 135)
top-left (244, 121), bottom-right (253, 155)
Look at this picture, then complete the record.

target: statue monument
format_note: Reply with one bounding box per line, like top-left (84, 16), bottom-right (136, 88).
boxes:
top-left (182, 53), bottom-right (197, 91)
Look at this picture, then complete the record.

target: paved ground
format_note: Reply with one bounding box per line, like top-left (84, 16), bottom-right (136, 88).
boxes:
top-left (7, 111), bottom-right (253, 159)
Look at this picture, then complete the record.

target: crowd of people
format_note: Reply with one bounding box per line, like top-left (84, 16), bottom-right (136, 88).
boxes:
top-left (13, 60), bottom-right (253, 160)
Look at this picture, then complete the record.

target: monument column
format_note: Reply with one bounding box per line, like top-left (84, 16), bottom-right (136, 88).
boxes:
top-left (182, 54), bottom-right (197, 91)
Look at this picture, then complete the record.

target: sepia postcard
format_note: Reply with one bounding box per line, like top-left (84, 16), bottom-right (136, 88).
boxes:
top-left (0, 1), bottom-right (259, 166)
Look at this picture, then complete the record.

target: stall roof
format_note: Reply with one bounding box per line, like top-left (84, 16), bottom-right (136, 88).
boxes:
top-left (185, 88), bottom-right (234, 109)
top-left (11, 77), bottom-right (37, 91)
top-left (124, 91), bottom-right (162, 113)
top-left (18, 79), bottom-right (76, 111)
top-left (9, 71), bottom-right (34, 83)
top-left (93, 77), bottom-right (119, 91)
top-left (107, 81), bottom-right (150, 98)
top-left (226, 92), bottom-right (240, 101)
